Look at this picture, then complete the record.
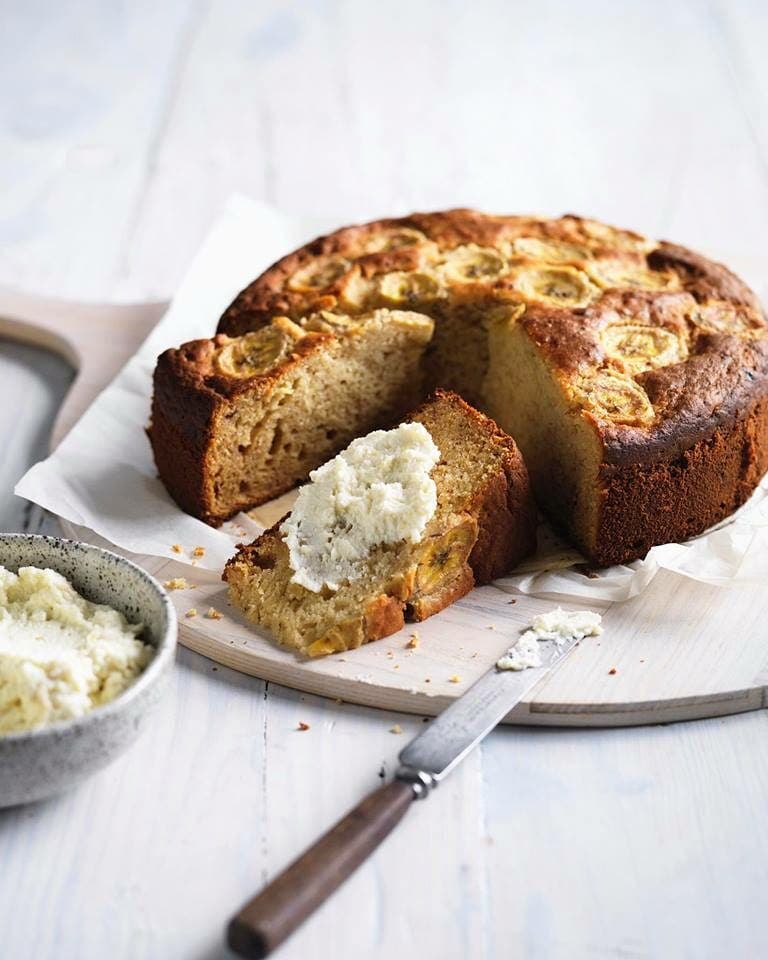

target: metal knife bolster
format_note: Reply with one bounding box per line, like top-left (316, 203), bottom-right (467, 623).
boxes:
top-left (395, 633), bottom-right (582, 798)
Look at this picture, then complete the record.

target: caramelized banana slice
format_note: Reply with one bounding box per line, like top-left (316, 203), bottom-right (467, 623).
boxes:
top-left (364, 227), bottom-right (429, 253)
top-left (305, 618), bottom-right (366, 658)
top-left (571, 370), bottom-right (655, 426)
top-left (303, 309), bottom-right (433, 342)
top-left (440, 244), bottom-right (507, 283)
top-left (601, 323), bottom-right (688, 374)
top-left (512, 237), bottom-right (591, 264)
top-left (578, 219), bottom-right (655, 253)
top-left (692, 301), bottom-right (766, 338)
top-left (587, 258), bottom-right (678, 291)
top-left (287, 256), bottom-right (351, 292)
top-left (336, 270), bottom-right (375, 310)
top-left (512, 265), bottom-right (599, 308)
top-left (215, 322), bottom-right (299, 378)
top-left (408, 517), bottom-right (477, 619)
top-left (377, 271), bottom-right (442, 306)
top-left (302, 310), bottom-right (364, 334)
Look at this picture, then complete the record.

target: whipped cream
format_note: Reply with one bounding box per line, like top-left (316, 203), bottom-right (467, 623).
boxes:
top-left (282, 422), bottom-right (440, 592)
top-left (496, 607), bottom-right (603, 671)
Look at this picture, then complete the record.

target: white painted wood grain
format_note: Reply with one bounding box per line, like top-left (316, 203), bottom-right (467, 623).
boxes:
top-left (481, 711), bottom-right (768, 959)
top-left (1, 1), bottom-right (768, 958)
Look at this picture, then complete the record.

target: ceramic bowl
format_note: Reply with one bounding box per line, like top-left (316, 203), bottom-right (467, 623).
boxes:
top-left (0, 534), bottom-right (177, 807)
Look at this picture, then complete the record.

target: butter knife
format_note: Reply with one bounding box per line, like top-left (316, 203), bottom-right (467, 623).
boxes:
top-left (227, 632), bottom-right (581, 958)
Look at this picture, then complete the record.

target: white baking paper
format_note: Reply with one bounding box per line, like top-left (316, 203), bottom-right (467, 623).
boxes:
top-left (16, 196), bottom-right (768, 602)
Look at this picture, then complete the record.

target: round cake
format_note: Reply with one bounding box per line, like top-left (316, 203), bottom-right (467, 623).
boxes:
top-left (213, 210), bottom-right (768, 566)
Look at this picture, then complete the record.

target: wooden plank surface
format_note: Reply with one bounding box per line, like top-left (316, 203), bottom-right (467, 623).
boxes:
top-left (1, 1), bottom-right (768, 959)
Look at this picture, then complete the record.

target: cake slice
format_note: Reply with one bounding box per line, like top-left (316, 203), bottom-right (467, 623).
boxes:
top-left (223, 391), bottom-right (536, 657)
top-left (148, 308), bottom-right (434, 525)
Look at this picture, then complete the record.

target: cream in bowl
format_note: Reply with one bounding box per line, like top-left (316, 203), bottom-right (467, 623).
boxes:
top-left (0, 534), bottom-right (176, 807)
top-left (0, 565), bottom-right (154, 734)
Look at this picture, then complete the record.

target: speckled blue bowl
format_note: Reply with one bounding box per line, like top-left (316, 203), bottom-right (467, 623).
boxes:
top-left (0, 534), bottom-right (177, 807)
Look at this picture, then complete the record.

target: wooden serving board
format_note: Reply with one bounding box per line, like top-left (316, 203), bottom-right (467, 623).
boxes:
top-left (3, 286), bottom-right (767, 727)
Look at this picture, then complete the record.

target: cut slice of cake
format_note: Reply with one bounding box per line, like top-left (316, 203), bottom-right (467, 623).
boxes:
top-left (223, 391), bottom-right (536, 657)
top-left (148, 309), bottom-right (434, 525)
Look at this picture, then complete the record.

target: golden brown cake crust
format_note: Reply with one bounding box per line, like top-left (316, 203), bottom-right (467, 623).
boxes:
top-left (212, 209), bottom-right (768, 565)
top-left (593, 395), bottom-right (768, 566)
top-left (219, 209), bottom-right (652, 335)
top-left (217, 210), bottom-right (768, 451)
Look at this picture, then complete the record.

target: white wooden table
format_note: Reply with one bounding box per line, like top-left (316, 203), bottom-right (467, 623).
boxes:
top-left (2, 2), bottom-right (768, 957)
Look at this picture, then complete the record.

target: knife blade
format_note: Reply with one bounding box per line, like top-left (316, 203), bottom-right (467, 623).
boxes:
top-left (227, 633), bottom-right (582, 959)
top-left (397, 632), bottom-right (580, 792)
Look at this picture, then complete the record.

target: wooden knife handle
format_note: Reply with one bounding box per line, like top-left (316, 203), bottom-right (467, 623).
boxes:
top-left (228, 778), bottom-right (415, 958)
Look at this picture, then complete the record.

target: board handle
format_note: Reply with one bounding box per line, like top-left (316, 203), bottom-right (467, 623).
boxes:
top-left (227, 778), bottom-right (415, 958)
top-left (0, 285), bottom-right (168, 450)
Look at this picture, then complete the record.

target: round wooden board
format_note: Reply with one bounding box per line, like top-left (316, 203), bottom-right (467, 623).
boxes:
top-left (5, 285), bottom-right (767, 728)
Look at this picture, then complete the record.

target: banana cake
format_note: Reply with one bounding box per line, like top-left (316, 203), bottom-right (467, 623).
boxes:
top-left (223, 391), bottom-right (536, 656)
top-left (151, 210), bottom-right (768, 566)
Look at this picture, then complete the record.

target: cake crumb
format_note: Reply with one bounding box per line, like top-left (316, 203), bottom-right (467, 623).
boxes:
top-left (164, 578), bottom-right (191, 590)
top-left (389, 724), bottom-right (403, 734)
top-left (608, 667), bottom-right (617, 675)
top-left (386, 650), bottom-right (395, 659)
top-left (406, 632), bottom-right (420, 649)
top-left (488, 625), bottom-right (496, 630)
top-left (192, 546), bottom-right (205, 558)
top-left (171, 544), bottom-right (183, 554)
top-left (449, 675), bottom-right (461, 684)
top-left (297, 721), bottom-right (310, 731)
top-left (185, 608), bottom-right (197, 619)
top-left (424, 678), bottom-right (431, 683)
top-left (205, 607), bottom-right (222, 620)
top-left (507, 599), bottom-right (517, 604)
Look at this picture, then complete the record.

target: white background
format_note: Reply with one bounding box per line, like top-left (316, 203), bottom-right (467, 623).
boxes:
top-left (1, 2), bottom-right (768, 958)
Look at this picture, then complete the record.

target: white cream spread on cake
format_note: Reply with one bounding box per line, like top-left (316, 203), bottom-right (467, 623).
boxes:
top-left (0, 566), bottom-right (153, 735)
top-left (497, 607), bottom-right (603, 671)
top-left (282, 422), bottom-right (441, 592)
